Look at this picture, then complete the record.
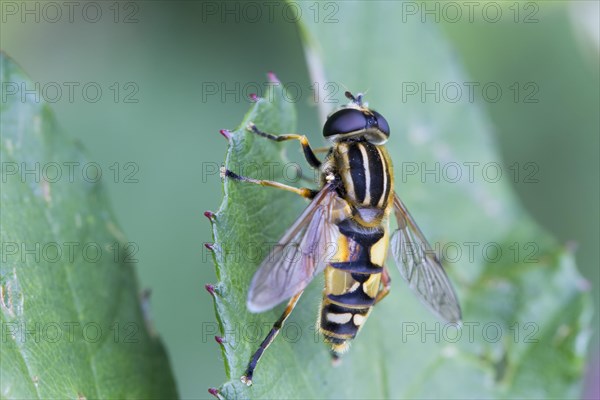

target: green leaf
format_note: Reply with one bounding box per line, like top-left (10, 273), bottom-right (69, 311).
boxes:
top-left (0, 53), bottom-right (178, 398)
top-left (208, 4), bottom-right (592, 399)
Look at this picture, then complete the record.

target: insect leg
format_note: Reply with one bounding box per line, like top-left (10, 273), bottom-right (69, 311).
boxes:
top-left (374, 266), bottom-right (392, 305)
top-left (293, 147), bottom-right (330, 184)
top-left (247, 122), bottom-right (322, 168)
top-left (241, 290), bottom-right (304, 386)
top-left (222, 168), bottom-right (318, 199)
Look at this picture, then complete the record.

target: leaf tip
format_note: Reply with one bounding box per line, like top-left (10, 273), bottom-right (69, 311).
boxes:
top-left (208, 387), bottom-right (222, 399)
top-left (205, 283), bottom-right (216, 297)
top-left (204, 242), bottom-right (215, 251)
top-left (214, 335), bottom-right (224, 345)
top-left (219, 129), bottom-right (232, 140)
top-left (204, 210), bottom-right (215, 221)
top-left (267, 71), bottom-right (280, 83)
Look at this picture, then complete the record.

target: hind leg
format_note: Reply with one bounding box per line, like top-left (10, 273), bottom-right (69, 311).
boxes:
top-left (374, 266), bottom-right (391, 305)
top-left (241, 291), bottom-right (304, 386)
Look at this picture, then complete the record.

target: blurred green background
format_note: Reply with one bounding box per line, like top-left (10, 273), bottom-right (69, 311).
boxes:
top-left (1, 1), bottom-right (597, 398)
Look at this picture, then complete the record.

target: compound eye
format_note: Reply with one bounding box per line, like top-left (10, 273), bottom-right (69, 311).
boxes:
top-left (323, 108), bottom-right (366, 138)
top-left (372, 111), bottom-right (390, 137)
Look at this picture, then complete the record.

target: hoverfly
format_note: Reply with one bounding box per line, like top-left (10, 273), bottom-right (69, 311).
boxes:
top-left (222, 91), bottom-right (461, 386)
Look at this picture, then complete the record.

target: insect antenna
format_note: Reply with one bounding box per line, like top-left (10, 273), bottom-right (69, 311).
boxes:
top-left (344, 91), bottom-right (364, 107)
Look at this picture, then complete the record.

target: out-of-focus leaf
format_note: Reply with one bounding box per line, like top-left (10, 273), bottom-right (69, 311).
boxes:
top-left (0, 53), bottom-right (178, 399)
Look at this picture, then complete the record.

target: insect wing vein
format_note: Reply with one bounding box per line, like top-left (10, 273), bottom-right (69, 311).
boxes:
top-left (247, 184), bottom-right (342, 313)
top-left (390, 194), bottom-right (462, 323)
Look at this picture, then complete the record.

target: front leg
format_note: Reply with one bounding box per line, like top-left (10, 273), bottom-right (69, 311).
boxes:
top-left (247, 123), bottom-right (322, 169)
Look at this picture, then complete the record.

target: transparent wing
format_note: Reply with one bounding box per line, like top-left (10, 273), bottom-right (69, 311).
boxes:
top-left (390, 193), bottom-right (462, 323)
top-left (247, 184), bottom-right (344, 313)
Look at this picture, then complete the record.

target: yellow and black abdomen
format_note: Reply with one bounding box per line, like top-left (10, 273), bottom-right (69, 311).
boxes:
top-left (319, 218), bottom-right (390, 355)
